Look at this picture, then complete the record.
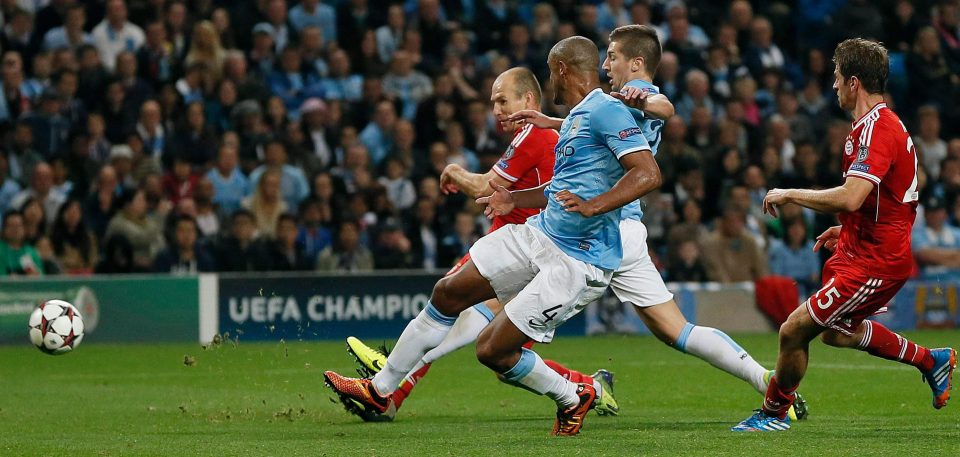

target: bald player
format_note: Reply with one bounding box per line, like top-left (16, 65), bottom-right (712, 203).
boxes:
top-left (326, 36), bottom-right (660, 436)
top-left (343, 66), bottom-right (674, 421)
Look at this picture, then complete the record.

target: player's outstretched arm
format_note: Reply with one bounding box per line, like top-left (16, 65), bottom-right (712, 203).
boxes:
top-left (505, 110), bottom-right (564, 130)
top-left (763, 177), bottom-right (874, 217)
top-left (441, 164), bottom-right (511, 198)
top-left (610, 89), bottom-right (675, 120)
top-left (557, 152), bottom-right (661, 217)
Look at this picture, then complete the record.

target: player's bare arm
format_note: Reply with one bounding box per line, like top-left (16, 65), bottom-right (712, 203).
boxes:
top-left (505, 110), bottom-right (564, 130)
top-left (440, 164), bottom-right (512, 198)
top-left (557, 151), bottom-right (661, 217)
top-left (763, 177), bottom-right (874, 217)
top-left (609, 90), bottom-right (674, 120)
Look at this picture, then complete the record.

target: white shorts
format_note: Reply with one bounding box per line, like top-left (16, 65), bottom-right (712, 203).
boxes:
top-left (610, 219), bottom-right (674, 308)
top-left (470, 224), bottom-right (612, 343)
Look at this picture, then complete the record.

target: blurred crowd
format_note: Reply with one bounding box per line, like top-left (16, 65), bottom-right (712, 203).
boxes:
top-left (0, 0), bottom-right (959, 286)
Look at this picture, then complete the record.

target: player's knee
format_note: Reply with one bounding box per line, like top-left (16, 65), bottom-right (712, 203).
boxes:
top-left (777, 320), bottom-right (803, 348)
top-left (430, 278), bottom-right (459, 315)
top-left (475, 338), bottom-right (508, 371)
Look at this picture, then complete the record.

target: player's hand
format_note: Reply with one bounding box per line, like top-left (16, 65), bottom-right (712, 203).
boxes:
top-left (505, 110), bottom-right (558, 129)
top-left (813, 225), bottom-right (842, 252)
top-left (555, 190), bottom-right (600, 217)
top-left (475, 180), bottom-right (514, 218)
top-left (610, 86), bottom-right (649, 110)
top-left (762, 189), bottom-right (791, 217)
top-left (440, 164), bottom-right (462, 195)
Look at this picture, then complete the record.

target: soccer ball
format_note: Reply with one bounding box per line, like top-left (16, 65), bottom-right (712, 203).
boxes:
top-left (28, 300), bottom-right (85, 355)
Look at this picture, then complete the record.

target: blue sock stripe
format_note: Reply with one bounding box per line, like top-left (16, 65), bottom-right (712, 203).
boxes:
top-left (712, 328), bottom-right (746, 353)
top-left (473, 303), bottom-right (495, 322)
top-left (675, 322), bottom-right (695, 353)
top-left (502, 348), bottom-right (537, 382)
top-left (424, 302), bottom-right (457, 326)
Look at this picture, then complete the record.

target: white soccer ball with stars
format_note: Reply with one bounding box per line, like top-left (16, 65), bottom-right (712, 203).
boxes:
top-left (28, 300), bottom-right (85, 355)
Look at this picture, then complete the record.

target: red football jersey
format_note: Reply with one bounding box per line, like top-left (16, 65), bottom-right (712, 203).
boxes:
top-left (833, 102), bottom-right (919, 279)
top-left (489, 124), bottom-right (558, 231)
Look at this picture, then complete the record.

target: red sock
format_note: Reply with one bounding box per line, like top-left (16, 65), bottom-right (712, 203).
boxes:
top-left (391, 363), bottom-right (432, 409)
top-left (762, 375), bottom-right (797, 420)
top-left (544, 359), bottom-right (595, 385)
top-left (859, 321), bottom-right (934, 372)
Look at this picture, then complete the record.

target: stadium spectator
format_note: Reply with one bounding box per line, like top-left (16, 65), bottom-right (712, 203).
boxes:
top-left (701, 206), bottom-right (769, 283)
top-left (915, 106), bottom-right (949, 178)
top-left (437, 211), bottom-right (478, 268)
top-left (317, 48), bottom-right (363, 103)
top-left (184, 21), bottom-right (226, 87)
top-left (768, 218), bottom-right (820, 295)
top-left (295, 197), bottom-right (332, 264)
top-left (407, 197), bottom-right (440, 270)
top-left (11, 162), bottom-right (65, 222)
top-left (667, 240), bottom-right (708, 282)
top-left (214, 209), bottom-right (260, 272)
top-left (257, 213), bottom-right (313, 271)
top-left (243, 168), bottom-right (287, 238)
top-left (269, 44), bottom-right (322, 119)
top-left (371, 216), bottom-right (415, 269)
top-left (249, 140), bottom-right (309, 210)
top-left (289, 0), bottom-right (337, 44)
top-left (152, 215), bottom-right (215, 274)
top-left (91, 0), bottom-right (145, 73)
top-left (42, 4), bottom-right (91, 52)
top-left (743, 16), bottom-right (785, 80)
top-left (50, 199), bottom-right (98, 274)
top-left (192, 179), bottom-right (220, 238)
top-left (0, 52), bottom-right (33, 125)
top-left (104, 189), bottom-right (164, 269)
top-left (19, 197), bottom-right (46, 244)
top-left (116, 51), bottom-right (154, 110)
top-left (382, 50), bottom-right (433, 120)
top-left (35, 235), bottom-right (62, 275)
top-left (316, 220), bottom-right (373, 272)
top-left (0, 210), bottom-right (43, 276)
top-left (378, 158), bottom-right (416, 211)
top-left (0, 154), bottom-right (22, 214)
top-left (136, 21), bottom-right (176, 89)
top-left (161, 155), bottom-right (198, 206)
top-left (913, 195), bottom-right (960, 276)
top-left (376, 4), bottom-right (405, 64)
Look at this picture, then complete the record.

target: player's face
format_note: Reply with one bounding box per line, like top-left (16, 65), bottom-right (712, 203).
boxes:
top-left (603, 41), bottom-right (631, 91)
top-left (490, 78), bottom-right (526, 133)
top-left (833, 69), bottom-right (855, 111)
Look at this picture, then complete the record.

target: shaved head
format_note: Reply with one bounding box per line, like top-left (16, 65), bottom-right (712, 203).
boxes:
top-left (495, 67), bottom-right (542, 104)
top-left (548, 36), bottom-right (600, 75)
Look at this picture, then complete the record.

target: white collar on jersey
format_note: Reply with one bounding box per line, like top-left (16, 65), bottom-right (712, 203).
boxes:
top-left (569, 88), bottom-right (603, 113)
top-left (852, 102), bottom-right (886, 130)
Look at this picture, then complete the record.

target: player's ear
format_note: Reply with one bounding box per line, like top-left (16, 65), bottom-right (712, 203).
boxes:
top-left (632, 56), bottom-right (644, 73)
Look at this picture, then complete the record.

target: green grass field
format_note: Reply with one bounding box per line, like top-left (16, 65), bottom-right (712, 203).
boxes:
top-left (1, 331), bottom-right (959, 456)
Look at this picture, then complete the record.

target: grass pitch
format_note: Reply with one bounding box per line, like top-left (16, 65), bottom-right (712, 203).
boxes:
top-left (1, 331), bottom-right (959, 456)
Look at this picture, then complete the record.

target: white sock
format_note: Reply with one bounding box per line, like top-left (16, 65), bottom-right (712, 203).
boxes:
top-left (502, 348), bottom-right (580, 409)
top-left (421, 303), bottom-right (494, 364)
top-left (677, 323), bottom-right (769, 393)
top-left (372, 302), bottom-right (455, 395)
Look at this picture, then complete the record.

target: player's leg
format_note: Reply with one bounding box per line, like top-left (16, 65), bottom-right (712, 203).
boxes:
top-left (822, 320), bottom-right (956, 409)
top-left (476, 240), bottom-right (610, 435)
top-left (476, 310), bottom-right (595, 436)
top-left (613, 219), bottom-right (770, 393)
top-left (324, 259), bottom-right (497, 413)
top-left (391, 299), bottom-right (500, 408)
top-left (370, 260), bottom-right (496, 395)
top-left (732, 303), bottom-right (824, 431)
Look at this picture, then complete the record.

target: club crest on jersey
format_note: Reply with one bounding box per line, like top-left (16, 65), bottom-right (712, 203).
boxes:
top-left (844, 139), bottom-right (854, 156)
top-left (856, 144), bottom-right (869, 163)
top-left (570, 116), bottom-right (581, 132)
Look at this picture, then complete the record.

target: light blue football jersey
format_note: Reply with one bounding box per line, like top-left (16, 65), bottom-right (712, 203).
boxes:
top-left (529, 89), bottom-right (651, 271)
top-left (619, 79), bottom-right (665, 222)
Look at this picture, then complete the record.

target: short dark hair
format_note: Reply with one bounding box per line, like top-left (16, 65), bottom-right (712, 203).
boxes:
top-left (609, 25), bottom-right (662, 76)
top-left (2, 210), bottom-right (22, 229)
top-left (832, 38), bottom-right (888, 94)
top-left (277, 213), bottom-right (298, 227)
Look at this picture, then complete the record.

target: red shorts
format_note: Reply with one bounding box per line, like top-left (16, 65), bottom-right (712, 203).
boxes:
top-left (804, 261), bottom-right (907, 335)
